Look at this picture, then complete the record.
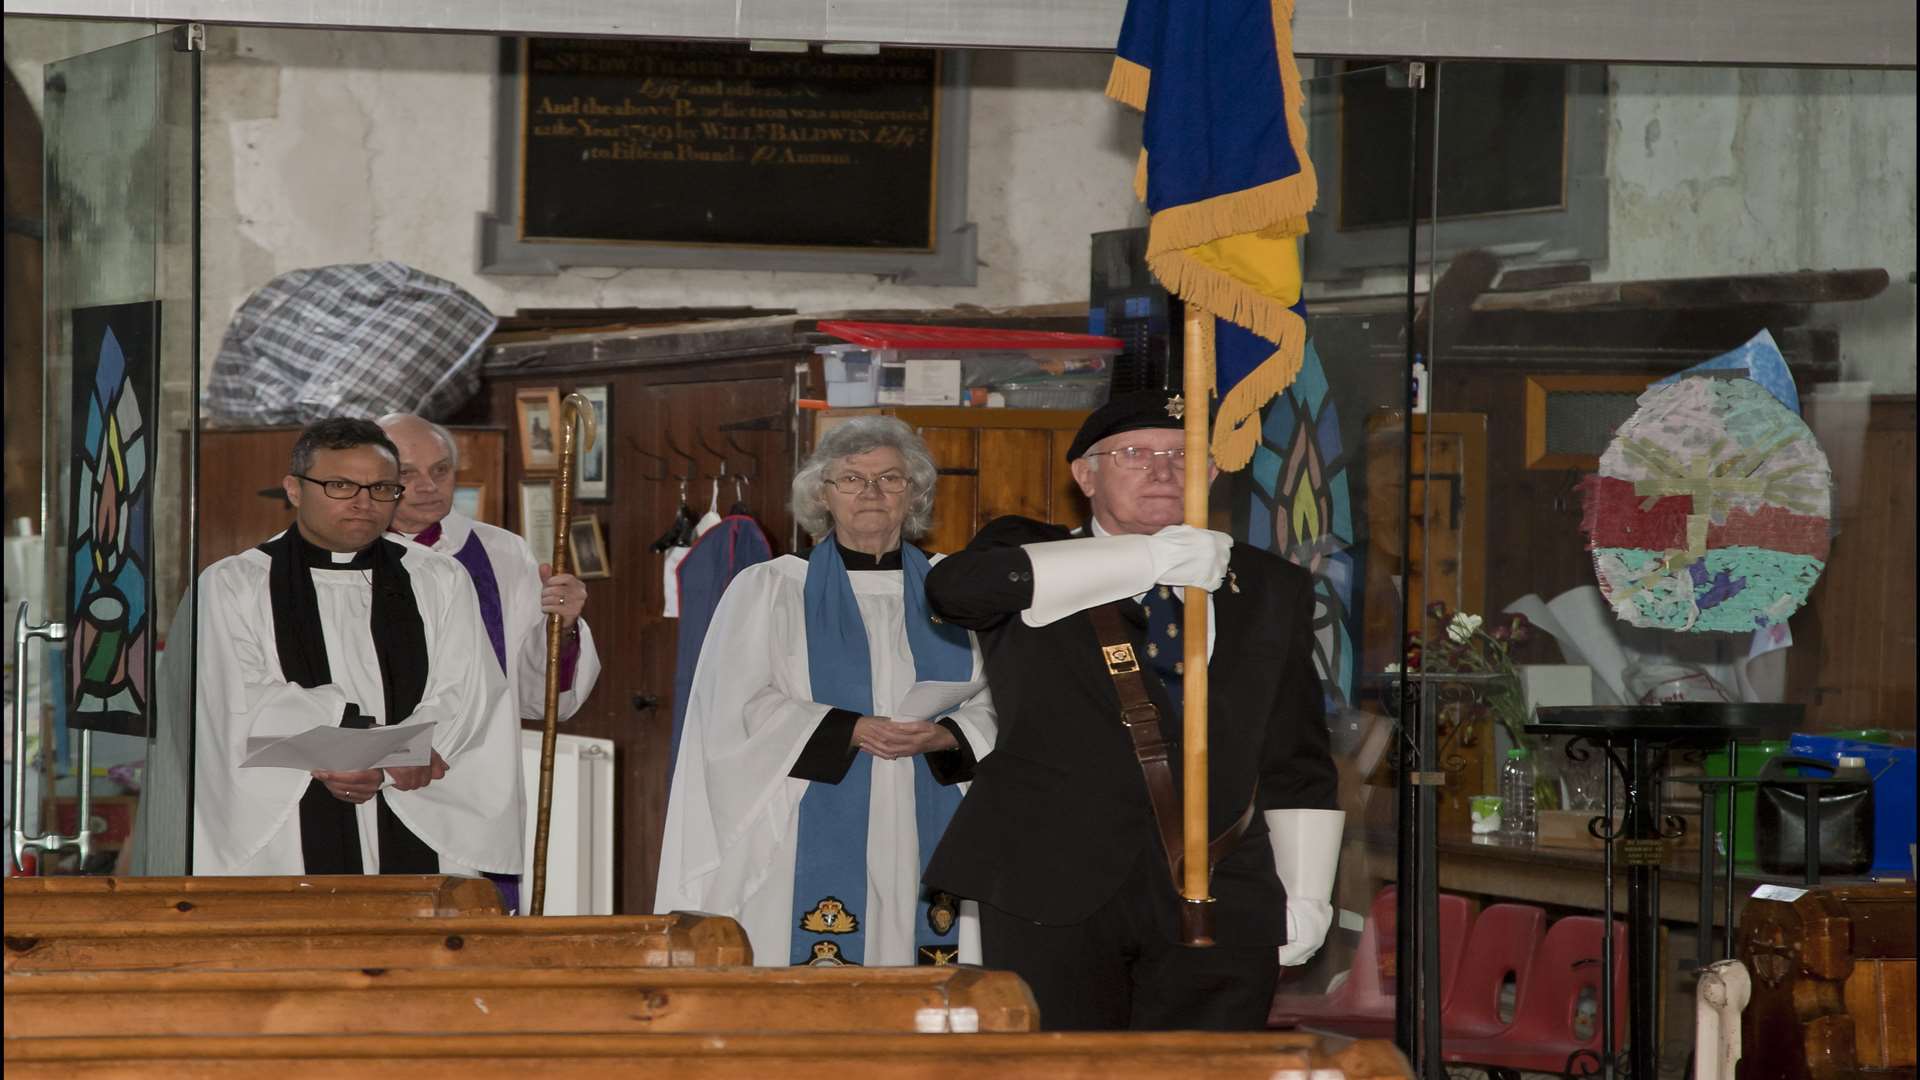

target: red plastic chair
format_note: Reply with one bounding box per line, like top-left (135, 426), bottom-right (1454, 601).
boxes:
top-left (1441, 903), bottom-right (1547, 1039)
top-left (1270, 886), bottom-right (1473, 1039)
top-left (1442, 915), bottom-right (1629, 1075)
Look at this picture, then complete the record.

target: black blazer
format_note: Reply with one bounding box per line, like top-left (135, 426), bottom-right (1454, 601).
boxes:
top-left (922, 517), bottom-right (1338, 946)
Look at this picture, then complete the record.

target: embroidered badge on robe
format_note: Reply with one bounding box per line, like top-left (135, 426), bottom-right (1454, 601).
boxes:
top-left (918, 945), bottom-right (960, 966)
top-left (926, 891), bottom-right (959, 936)
top-left (807, 941), bottom-right (858, 966)
top-left (799, 896), bottom-right (860, 935)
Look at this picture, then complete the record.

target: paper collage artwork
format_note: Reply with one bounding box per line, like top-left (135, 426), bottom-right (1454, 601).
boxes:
top-left (1580, 331), bottom-right (1831, 633)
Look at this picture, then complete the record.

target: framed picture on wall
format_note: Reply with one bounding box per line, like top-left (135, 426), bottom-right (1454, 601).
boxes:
top-left (515, 386), bottom-right (562, 473)
top-left (452, 483), bottom-right (487, 523)
top-left (519, 478), bottom-right (556, 565)
top-left (574, 385), bottom-right (611, 501)
top-left (569, 515), bottom-right (611, 580)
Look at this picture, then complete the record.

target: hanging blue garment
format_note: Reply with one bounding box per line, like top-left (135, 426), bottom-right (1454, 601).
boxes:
top-left (668, 515), bottom-right (774, 784)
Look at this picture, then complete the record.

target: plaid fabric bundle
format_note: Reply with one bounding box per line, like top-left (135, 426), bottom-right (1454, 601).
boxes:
top-left (208, 262), bottom-right (497, 424)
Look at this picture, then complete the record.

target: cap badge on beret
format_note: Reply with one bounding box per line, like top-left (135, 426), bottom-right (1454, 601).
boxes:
top-left (1165, 394), bottom-right (1185, 420)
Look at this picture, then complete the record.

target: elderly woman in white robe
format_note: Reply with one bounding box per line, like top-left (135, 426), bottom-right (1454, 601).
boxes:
top-left (655, 416), bottom-right (996, 967)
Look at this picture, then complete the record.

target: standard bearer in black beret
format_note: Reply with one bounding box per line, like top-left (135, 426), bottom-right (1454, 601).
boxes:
top-left (918, 383), bottom-right (1343, 1032)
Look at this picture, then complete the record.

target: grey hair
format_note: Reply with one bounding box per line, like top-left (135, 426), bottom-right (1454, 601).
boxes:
top-left (374, 412), bottom-right (460, 468)
top-left (790, 416), bottom-right (938, 541)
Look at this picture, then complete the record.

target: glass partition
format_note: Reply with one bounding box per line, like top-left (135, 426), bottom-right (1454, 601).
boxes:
top-left (1420, 58), bottom-right (1915, 1074)
top-left (11, 26), bottom-right (201, 877)
top-left (1234, 58), bottom-right (1421, 1034)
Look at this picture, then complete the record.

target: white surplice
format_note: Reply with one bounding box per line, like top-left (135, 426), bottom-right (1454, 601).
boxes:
top-left (655, 555), bottom-right (997, 966)
top-left (191, 541), bottom-right (523, 876)
top-left (404, 510), bottom-right (601, 720)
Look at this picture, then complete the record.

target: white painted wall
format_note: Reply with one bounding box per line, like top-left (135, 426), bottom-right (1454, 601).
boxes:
top-left (187, 27), bottom-right (1146, 376)
top-left (7, 22), bottom-right (1913, 394)
top-left (1605, 65), bottom-right (1917, 393)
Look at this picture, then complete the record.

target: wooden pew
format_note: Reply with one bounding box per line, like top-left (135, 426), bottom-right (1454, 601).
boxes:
top-left (1738, 882), bottom-right (1916, 1080)
top-left (2, 1030), bottom-right (1414, 1079)
top-left (2, 912), bottom-right (750, 974)
top-left (2, 875), bottom-right (502, 924)
top-left (3, 966), bottom-right (1040, 1038)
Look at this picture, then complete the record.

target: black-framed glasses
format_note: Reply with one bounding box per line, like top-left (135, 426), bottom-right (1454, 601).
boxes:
top-left (824, 472), bottom-right (910, 495)
top-left (1086, 446), bottom-right (1185, 471)
top-left (292, 474), bottom-right (407, 502)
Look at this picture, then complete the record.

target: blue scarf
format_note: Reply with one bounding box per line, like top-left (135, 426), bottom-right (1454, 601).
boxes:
top-left (790, 539), bottom-right (972, 966)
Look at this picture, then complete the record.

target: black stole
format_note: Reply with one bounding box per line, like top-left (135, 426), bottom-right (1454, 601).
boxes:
top-left (259, 524), bottom-right (439, 874)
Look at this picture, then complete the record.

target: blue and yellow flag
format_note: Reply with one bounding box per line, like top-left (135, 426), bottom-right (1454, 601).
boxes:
top-left (1109, 0), bottom-right (1316, 470)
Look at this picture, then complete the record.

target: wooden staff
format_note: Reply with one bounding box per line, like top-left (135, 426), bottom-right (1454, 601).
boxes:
top-left (1181, 308), bottom-right (1214, 933)
top-left (529, 392), bottom-right (596, 917)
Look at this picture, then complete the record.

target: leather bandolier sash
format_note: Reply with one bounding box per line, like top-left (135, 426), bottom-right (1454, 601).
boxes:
top-left (1088, 601), bottom-right (1254, 946)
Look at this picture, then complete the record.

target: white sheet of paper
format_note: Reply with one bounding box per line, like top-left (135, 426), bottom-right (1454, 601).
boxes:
top-left (242, 722), bottom-right (435, 772)
top-left (893, 678), bottom-right (985, 723)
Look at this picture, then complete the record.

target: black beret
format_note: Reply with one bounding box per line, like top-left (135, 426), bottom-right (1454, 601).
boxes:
top-left (1065, 390), bottom-right (1194, 462)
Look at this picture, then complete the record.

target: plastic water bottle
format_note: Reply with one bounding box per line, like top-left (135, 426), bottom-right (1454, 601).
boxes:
top-left (1501, 748), bottom-right (1537, 842)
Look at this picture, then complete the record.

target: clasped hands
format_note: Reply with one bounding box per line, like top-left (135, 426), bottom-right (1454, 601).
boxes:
top-left (313, 750), bottom-right (449, 804)
top-left (850, 715), bottom-right (958, 760)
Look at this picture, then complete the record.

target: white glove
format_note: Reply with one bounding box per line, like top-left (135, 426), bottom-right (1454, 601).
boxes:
top-left (1020, 534), bottom-right (1157, 627)
top-left (1268, 807), bottom-right (1346, 967)
top-left (1146, 525), bottom-right (1231, 590)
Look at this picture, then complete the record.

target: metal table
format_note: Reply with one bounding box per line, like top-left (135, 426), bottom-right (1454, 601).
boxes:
top-left (1527, 703), bottom-right (1803, 1079)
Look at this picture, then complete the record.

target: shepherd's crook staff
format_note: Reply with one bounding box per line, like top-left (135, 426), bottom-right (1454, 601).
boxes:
top-left (530, 392), bottom-right (596, 916)
top-left (1180, 308), bottom-right (1215, 942)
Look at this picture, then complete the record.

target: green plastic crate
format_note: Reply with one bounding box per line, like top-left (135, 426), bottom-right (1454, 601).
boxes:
top-left (1702, 729), bottom-right (1890, 864)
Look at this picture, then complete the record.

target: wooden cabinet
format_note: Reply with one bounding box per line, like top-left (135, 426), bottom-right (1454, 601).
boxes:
top-left (189, 426), bottom-right (506, 576)
top-left (816, 407), bottom-right (1091, 553)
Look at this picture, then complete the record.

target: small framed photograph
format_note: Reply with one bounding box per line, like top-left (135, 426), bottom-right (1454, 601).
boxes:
top-left (569, 514), bottom-right (611, 580)
top-left (452, 483), bottom-right (487, 523)
top-left (574, 385), bottom-right (612, 501)
top-left (515, 386), bottom-right (563, 473)
top-left (518, 479), bottom-right (557, 565)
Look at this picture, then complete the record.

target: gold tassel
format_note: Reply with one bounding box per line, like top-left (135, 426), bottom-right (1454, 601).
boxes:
top-left (1105, 56), bottom-right (1151, 110)
top-left (1134, 150), bottom-right (1149, 203)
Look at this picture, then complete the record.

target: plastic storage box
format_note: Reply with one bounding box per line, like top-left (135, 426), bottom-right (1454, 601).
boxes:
top-left (1703, 728), bottom-right (1896, 867)
top-left (816, 321), bottom-right (1122, 410)
top-left (1787, 733), bottom-right (1915, 875)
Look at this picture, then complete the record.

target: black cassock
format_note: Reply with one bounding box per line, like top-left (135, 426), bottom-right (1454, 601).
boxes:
top-left (923, 515), bottom-right (1338, 1031)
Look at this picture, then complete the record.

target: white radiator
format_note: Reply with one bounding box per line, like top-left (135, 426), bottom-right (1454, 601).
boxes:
top-left (517, 729), bottom-right (615, 915)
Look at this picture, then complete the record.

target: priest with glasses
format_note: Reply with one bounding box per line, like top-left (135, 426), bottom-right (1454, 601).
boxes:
top-left (192, 417), bottom-right (522, 880)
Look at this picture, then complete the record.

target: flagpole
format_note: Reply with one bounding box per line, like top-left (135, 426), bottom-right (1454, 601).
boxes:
top-left (1180, 306), bottom-right (1214, 940)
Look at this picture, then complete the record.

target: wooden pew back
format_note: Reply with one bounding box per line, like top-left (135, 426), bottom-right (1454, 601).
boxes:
top-left (2, 913), bottom-right (750, 974)
top-left (2, 875), bottom-right (502, 923)
top-left (1738, 882), bottom-right (1917, 1080)
top-left (4, 966), bottom-right (1039, 1038)
top-left (3, 1030), bottom-right (1414, 1079)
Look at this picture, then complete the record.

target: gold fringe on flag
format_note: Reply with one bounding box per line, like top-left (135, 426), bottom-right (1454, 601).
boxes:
top-left (1105, 55), bottom-right (1151, 110)
top-left (1210, 315), bottom-right (1308, 470)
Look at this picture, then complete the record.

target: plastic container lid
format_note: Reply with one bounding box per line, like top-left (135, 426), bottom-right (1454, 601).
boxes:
top-left (1507, 748), bottom-right (1527, 760)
